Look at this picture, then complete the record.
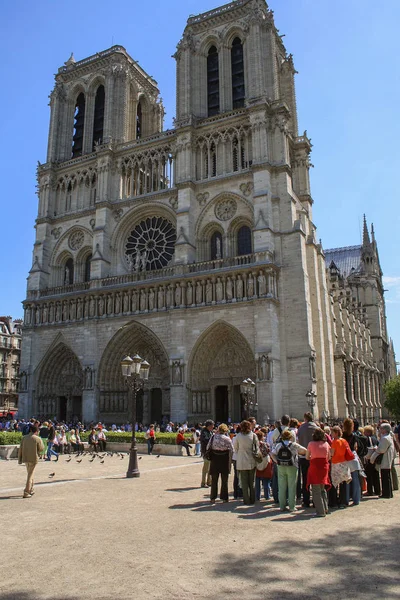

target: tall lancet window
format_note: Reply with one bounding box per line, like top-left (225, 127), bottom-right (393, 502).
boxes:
top-left (207, 46), bottom-right (219, 116)
top-left (72, 93), bottom-right (85, 158)
top-left (92, 85), bottom-right (105, 149)
top-left (136, 101), bottom-right (142, 139)
top-left (231, 38), bottom-right (245, 109)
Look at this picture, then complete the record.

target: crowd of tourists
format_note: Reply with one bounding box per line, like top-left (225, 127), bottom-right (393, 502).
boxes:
top-left (198, 415), bottom-right (400, 516)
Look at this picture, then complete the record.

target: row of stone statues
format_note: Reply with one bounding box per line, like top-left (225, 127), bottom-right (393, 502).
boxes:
top-left (191, 391), bottom-right (211, 414)
top-left (25, 268), bottom-right (278, 326)
top-left (99, 394), bottom-right (129, 413)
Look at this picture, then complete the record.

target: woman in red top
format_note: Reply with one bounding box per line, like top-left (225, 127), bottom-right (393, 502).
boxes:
top-left (330, 426), bottom-right (354, 509)
top-left (176, 429), bottom-right (192, 456)
top-left (306, 428), bottom-right (332, 517)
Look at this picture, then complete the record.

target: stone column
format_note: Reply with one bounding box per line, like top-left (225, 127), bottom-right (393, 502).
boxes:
top-left (82, 390), bottom-right (97, 423)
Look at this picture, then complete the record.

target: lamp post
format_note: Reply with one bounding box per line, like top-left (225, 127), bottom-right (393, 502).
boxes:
top-left (305, 389), bottom-right (317, 417)
top-left (121, 354), bottom-right (150, 478)
top-left (240, 378), bottom-right (257, 419)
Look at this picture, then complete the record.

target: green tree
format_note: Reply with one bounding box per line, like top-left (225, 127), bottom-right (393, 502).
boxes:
top-left (383, 375), bottom-right (400, 419)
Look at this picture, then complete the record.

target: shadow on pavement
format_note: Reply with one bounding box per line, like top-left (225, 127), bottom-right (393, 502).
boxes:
top-left (166, 486), bottom-right (201, 492)
top-left (205, 524), bottom-right (400, 600)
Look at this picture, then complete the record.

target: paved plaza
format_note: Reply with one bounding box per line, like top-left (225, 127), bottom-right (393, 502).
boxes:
top-left (1, 454), bottom-right (399, 600)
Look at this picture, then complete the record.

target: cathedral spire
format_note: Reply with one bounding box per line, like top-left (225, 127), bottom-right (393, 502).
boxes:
top-left (362, 214), bottom-right (370, 247)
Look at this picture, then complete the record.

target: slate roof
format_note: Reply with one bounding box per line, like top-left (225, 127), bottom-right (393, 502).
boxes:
top-left (324, 245), bottom-right (363, 278)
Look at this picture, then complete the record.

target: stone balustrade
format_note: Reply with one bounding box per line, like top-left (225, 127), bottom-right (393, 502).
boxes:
top-left (23, 263), bottom-right (279, 328)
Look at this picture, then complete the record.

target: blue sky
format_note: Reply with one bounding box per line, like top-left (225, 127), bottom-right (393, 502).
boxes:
top-left (1, 0), bottom-right (399, 355)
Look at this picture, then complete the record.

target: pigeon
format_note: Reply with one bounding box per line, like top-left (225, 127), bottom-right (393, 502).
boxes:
top-left (76, 459), bottom-right (83, 463)
top-left (156, 455), bottom-right (161, 458)
top-left (100, 460), bottom-right (105, 464)
top-left (138, 457), bottom-right (142, 460)
top-left (48, 473), bottom-right (55, 478)
top-left (66, 458), bottom-right (72, 463)
top-left (89, 458), bottom-right (95, 463)
top-left (120, 455), bottom-right (124, 460)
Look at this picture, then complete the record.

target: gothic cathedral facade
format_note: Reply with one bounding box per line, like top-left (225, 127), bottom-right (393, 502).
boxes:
top-left (20, 0), bottom-right (396, 425)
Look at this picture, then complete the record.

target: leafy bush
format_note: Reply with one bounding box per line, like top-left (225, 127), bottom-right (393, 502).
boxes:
top-left (0, 430), bottom-right (192, 446)
top-left (0, 432), bottom-right (22, 445)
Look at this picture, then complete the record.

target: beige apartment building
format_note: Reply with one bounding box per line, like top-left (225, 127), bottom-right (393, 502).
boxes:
top-left (0, 317), bottom-right (22, 414)
top-left (19, 0), bottom-right (395, 425)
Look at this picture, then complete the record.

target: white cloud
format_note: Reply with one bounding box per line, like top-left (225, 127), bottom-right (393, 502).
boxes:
top-left (383, 276), bottom-right (400, 304)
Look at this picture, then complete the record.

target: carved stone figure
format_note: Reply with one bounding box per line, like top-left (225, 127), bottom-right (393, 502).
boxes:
top-left (187, 282), bottom-right (193, 305)
top-left (55, 302), bottom-right (61, 322)
top-left (158, 287), bottom-right (165, 309)
top-left (98, 296), bottom-right (104, 316)
top-left (149, 288), bottom-right (155, 310)
top-left (62, 301), bottom-right (68, 321)
top-left (206, 280), bottom-right (213, 303)
top-left (247, 275), bottom-right (254, 297)
top-left (172, 360), bottom-right (182, 384)
top-left (42, 304), bottom-right (48, 323)
top-left (132, 291), bottom-right (138, 312)
top-left (89, 297), bottom-right (95, 317)
top-left (226, 277), bottom-right (233, 300)
top-left (310, 353), bottom-right (317, 380)
top-left (76, 299), bottom-right (82, 320)
top-left (258, 271), bottom-right (267, 296)
top-left (107, 295), bottom-right (113, 314)
top-left (134, 252), bottom-right (141, 273)
top-left (140, 251), bottom-right (147, 272)
top-left (140, 289), bottom-right (147, 311)
top-left (196, 281), bottom-right (202, 304)
top-left (35, 306), bottom-right (41, 325)
top-left (84, 366), bottom-right (93, 389)
top-left (69, 301), bottom-right (76, 321)
top-left (236, 275), bottom-right (243, 299)
top-left (115, 293), bottom-right (121, 314)
top-left (123, 292), bottom-right (130, 313)
top-left (64, 265), bottom-right (70, 285)
top-left (216, 236), bottom-right (222, 259)
top-left (216, 278), bottom-right (223, 302)
top-left (175, 284), bottom-right (181, 306)
top-left (49, 303), bottom-right (55, 322)
top-left (25, 306), bottom-right (31, 325)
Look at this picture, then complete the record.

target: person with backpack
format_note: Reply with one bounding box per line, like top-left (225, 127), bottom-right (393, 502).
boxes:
top-left (271, 429), bottom-right (307, 512)
top-left (297, 412), bottom-right (319, 507)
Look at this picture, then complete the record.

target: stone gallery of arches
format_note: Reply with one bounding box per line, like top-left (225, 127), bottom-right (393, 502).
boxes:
top-left (20, 0), bottom-right (396, 425)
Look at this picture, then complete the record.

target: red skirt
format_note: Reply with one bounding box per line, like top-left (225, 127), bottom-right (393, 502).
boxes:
top-left (307, 458), bottom-right (331, 489)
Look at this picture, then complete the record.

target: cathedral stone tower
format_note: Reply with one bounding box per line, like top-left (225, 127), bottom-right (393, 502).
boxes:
top-left (19, 0), bottom-right (393, 425)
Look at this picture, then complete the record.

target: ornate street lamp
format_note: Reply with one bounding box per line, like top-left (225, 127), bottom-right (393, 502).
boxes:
top-left (305, 389), bottom-right (317, 416)
top-left (121, 354), bottom-right (150, 478)
top-left (240, 378), bottom-right (257, 419)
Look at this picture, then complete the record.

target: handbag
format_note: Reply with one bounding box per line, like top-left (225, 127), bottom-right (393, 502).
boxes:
top-left (204, 435), bottom-right (214, 461)
top-left (252, 434), bottom-right (263, 464)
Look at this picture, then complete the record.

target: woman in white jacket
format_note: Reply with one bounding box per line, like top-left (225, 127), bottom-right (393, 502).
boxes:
top-left (233, 420), bottom-right (259, 505)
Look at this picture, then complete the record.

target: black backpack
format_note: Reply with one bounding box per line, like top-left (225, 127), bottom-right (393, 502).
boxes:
top-left (354, 432), bottom-right (368, 459)
top-left (277, 442), bottom-right (294, 466)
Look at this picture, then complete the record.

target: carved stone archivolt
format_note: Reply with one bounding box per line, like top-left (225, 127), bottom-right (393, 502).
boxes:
top-left (188, 321), bottom-right (256, 415)
top-left (215, 198), bottom-right (237, 221)
top-left (24, 266), bottom-right (278, 328)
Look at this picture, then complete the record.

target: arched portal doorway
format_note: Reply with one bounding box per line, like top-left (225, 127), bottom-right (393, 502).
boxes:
top-left (98, 321), bottom-right (169, 425)
top-left (188, 321), bottom-right (256, 423)
top-left (35, 343), bottom-right (84, 421)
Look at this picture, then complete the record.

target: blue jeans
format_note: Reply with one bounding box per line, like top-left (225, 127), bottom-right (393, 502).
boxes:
top-left (346, 470), bottom-right (361, 505)
top-left (195, 442), bottom-right (201, 455)
top-left (255, 477), bottom-right (271, 500)
top-left (47, 441), bottom-right (58, 460)
top-left (147, 438), bottom-right (155, 455)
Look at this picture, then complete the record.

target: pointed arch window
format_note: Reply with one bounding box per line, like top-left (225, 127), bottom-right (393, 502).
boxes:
top-left (136, 101), bottom-right (142, 139)
top-left (207, 46), bottom-right (219, 116)
top-left (211, 231), bottom-right (223, 260)
top-left (84, 254), bottom-right (92, 282)
top-left (72, 93), bottom-right (85, 158)
top-left (64, 258), bottom-right (74, 285)
top-left (92, 85), bottom-right (105, 149)
top-left (231, 38), bottom-right (245, 109)
top-left (237, 226), bottom-right (252, 256)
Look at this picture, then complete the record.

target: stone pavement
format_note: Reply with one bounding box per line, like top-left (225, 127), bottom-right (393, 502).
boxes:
top-left (1, 454), bottom-right (399, 600)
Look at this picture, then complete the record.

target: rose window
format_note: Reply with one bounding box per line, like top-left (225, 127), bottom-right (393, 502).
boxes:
top-left (125, 217), bottom-right (176, 271)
